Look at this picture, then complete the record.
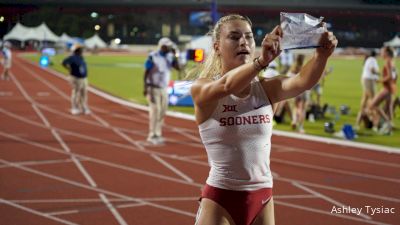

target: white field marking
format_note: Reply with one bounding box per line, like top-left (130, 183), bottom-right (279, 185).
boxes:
top-left (90, 112), bottom-right (110, 127)
top-left (17, 61), bottom-right (70, 100)
top-left (0, 198), bottom-right (78, 225)
top-left (272, 130), bottom-right (400, 154)
top-left (36, 92), bottom-right (50, 97)
top-left (181, 154), bottom-right (208, 160)
top-left (12, 73), bottom-right (128, 225)
top-left (170, 127), bottom-right (202, 143)
top-left (0, 91), bottom-right (13, 96)
top-left (1, 114), bottom-right (398, 206)
top-left (11, 196), bottom-right (198, 204)
top-left (12, 73), bottom-right (98, 187)
top-left (151, 154), bottom-right (194, 183)
top-left (99, 193), bottom-right (128, 225)
top-left (275, 176), bottom-right (400, 203)
top-left (0, 159), bottom-right (197, 218)
top-left (21, 56), bottom-right (400, 153)
top-left (274, 200), bottom-right (391, 225)
top-left (0, 107), bottom-right (207, 168)
top-left (0, 131), bottom-right (203, 188)
top-left (273, 194), bottom-right (317, 199)
top-left (292, 182), bottom-right (372, 220)
top-left (272, 158), bottom-right (400, 184)
top-left (0, 158), bottom-right (81, 169)
top-left (11, 63), bottom-right (202, 149)
top-left (273, 144), bottom-right (400, 168)
top-left (48, 202), bottom-right (147, 217)
top-left (113, 128), bottom-right (145, 150)
top-left (271, 172), bottom-right (280, 178)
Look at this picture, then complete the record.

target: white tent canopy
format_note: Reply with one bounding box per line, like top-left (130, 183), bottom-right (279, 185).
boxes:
top-left (84, 34), bottom-right (107, 49)
top-left (384, 36), bottom-right (400, 47)
top-left (186, 35), bottom-right (212, 54)
top-left (59, 33), bottom-right (75, 43)
top-left (3, 22), bottom-right (59, 42)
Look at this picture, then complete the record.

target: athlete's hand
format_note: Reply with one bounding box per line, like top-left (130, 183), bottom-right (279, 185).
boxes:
top-left (259, 25), bottom-right (282, 67)
top-left (316, 23), bottom-right (338, 59)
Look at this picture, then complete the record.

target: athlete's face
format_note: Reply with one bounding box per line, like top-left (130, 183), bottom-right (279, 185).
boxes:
top-left (215, 20), bottom-right (255, 74)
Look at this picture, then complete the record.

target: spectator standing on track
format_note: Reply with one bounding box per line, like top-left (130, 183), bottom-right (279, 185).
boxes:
top-left (1, 41), bottom-right (12, 81)
top-left (190, 14), bottom-right (337, 225)
top-left (143, 37), bottom-right (180, 145)
top-left (62, 44), bottom-right (90, 115)
top-left (355, 50), bottom-right (379, 130)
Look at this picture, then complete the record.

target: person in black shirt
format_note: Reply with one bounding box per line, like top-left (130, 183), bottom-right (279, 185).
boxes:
top-left (62, 44), bottom-right (90, 115)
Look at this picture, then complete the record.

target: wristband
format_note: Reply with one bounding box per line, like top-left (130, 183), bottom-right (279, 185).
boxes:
top-left (253, 57), bottom-right (268, 71)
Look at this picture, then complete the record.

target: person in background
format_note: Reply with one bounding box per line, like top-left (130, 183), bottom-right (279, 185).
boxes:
top-left (263, 60), bottom-right (293, 123)
top-left (369, 46), bottom-right (396, 135)
top-left (355, 50), bottom-right (379, 130)
top-left (143, 37), bottom-right (180, 145)
top-left (191, 14), bottom-right (337, 225)
top-left (1, 41), bottom-right (12, 81)
top-left (287, 54), bottom-right (307, 133)
top-left (278, 49), bottom-right (293, 75)
top-left (62, 44), bottom-right (90, 115)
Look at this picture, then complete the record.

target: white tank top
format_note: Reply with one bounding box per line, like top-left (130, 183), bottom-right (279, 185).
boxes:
top-left (198, 80), bottom-right (274, 191)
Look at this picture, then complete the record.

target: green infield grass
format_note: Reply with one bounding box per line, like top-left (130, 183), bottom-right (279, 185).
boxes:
top-left (24, 53), bottom-right (400, 148)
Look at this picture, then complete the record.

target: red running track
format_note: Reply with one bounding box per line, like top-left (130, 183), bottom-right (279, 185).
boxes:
top-left (0, 55), bottom-right (399, 225)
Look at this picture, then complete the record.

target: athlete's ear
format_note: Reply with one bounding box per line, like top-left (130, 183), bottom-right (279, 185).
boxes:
top-left (214, 41), bottom-right (220, 56)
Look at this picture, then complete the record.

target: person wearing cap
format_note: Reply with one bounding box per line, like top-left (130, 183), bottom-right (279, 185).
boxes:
top-left (62, 44), bottom-right (90, 115)
top-left (143, 37), bottom-right (180, 144)
top-left (1, 41), bottom-right (12, 81)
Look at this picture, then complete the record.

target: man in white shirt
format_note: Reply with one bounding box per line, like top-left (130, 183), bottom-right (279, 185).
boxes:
top-left (143, 37), bottom-right (180, 144)
top-left (355, 50), bottom-right (379, 129)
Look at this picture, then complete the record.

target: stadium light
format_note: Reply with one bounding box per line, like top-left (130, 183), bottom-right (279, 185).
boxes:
top-left (91, 12), bottom-right (98, 18)
top-left (94, 25), bottom-right (101, 31)
top-left (114, 38), bottom-right (121, 45)
top-left (0, 16), bottom-right (4, 22)
top-left (39, 55), bottom-right (50, 67)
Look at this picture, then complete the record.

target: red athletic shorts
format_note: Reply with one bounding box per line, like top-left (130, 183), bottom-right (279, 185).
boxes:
top-left (201, 184), bottom-right (273, 225)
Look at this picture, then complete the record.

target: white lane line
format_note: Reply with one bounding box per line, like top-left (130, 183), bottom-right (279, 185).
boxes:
top-left (151, 154), bottom-right (194, 183)
top-left (11, 71), bottom-right (127, 225)
top-left (273, 194), bottom-right (317, 199)
top-left (292, 182), bottom-right (372, 220)
top-left (11, 196), bottom-right (198, 204)
top-left (99, 194), bottom-right (128, 225)
top-left (181, 154), bottom-right (207, 160)
top-left (1, 123), bottom-right (399, 206)
top-left (170, 127), bottom-right (202, 143)
top-left (48, 202), bottom-right (147, 217)
top-left (90, 112), bottom-right (110, 127)
top-left (113, 128), bottom-right (145, 150)
top-left (1, 129), bottom-right (398, 205)
top-left (0, 159), bottom-right (79, 169)
top-left (273, 144), bottom-right (400, 168)
top-left (272, 158), bottom-right (400, 184)
top-left (0, 131), bottom-right (203, 188)
top-left (0, 159), bottom-right (197, 218)
top-left (275, 176), bottom-right (400, 203)
top-left (0, 198), bottom-right (78, 225)
top-left (21, 55), bottom-right (400, 153)
top-left (274, 200), bottom-right (391, 225)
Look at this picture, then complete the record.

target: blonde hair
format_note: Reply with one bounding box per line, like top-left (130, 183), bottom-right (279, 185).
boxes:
top-left (187, 14), bottom-right (252, 80)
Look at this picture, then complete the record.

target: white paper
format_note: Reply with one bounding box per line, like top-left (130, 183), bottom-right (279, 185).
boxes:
top-left (280, 12), bottom-right (325, 50)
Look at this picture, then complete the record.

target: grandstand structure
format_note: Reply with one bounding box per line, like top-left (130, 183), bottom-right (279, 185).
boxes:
top-left (0, 0), bottom-right (399, 47)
